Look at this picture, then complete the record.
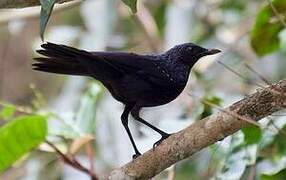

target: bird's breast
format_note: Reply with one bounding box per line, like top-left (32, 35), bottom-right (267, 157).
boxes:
top-left (106, 74), bottom-right (187, 107)
top-left (138, 82), bottom-right (186, 107)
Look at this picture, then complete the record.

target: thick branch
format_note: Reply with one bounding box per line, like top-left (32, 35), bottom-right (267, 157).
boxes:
top-left (0, 0), bottom-right (74, 8)
top-left (107, 80), bottom-right (286, 180)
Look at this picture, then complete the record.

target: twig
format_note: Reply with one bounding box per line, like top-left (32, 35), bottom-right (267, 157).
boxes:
top-left (247, 163), bottom-right (256, 180)
top-left (216, 17), bottom-right (257, 61)
top-left (207, 143), bottom-right (220, 178)
top-left (0, 0), bottom-right (76, 8)
top-left (167, 165), bottom-right (176, 180)
top-left (244, 63), bottom-right (271, 85)
top-left (217, 61), bottom-right (286, 102)
top-left (221, 61), bottom-right (286, 101)
top-left (242, 63), bottom-right (286, 102)
top-left (192, 94), bottom-right (285, 136)
top-left (132, 2), bottom-right (161, 52)
top-left (45, 140), bottom-right (99, 180)
top-left (270, 113), bottom-right (286, 116)
top-left (85, 141), bottom-right (95, 177)
top-left (189, 93), bottom-right (262, 128)
top-left (0, 101), bottom-right (33, 114)
top-left (267, 0), bottom-right (286, 28)
top-left (0, 38), bottom-right (11, 99)
top-left (267, 117), bottom-right (286, 137)
top-left (217, 61), bottom-right (264, 88)
top-left (0, 0), bottom-right (81, 26)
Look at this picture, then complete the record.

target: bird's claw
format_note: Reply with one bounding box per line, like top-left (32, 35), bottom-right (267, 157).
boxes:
top-left (132, 153), bottom-right (141, 159)
top-left (153, 138), bottom-right (164, 149)
top-left (153, 133), bottom-right (171, 149)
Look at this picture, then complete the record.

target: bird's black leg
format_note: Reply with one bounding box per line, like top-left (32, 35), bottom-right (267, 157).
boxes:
top-left (131, 106), bottom-right (171, 148)
top-left (121, 104), bottom-right (141, 159)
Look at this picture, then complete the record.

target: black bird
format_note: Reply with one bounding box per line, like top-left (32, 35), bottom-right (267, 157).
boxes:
top-left (33, 42), bottom-right (221, 158)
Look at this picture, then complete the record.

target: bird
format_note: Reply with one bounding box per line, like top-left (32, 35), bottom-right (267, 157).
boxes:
top-left (33, 42), bottom-right (221, 158)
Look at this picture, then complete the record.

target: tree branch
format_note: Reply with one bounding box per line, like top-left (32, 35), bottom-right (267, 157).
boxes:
top-left (0, 0), bottom-right (75, 9)
top-left (45, 140), bottom-right (99, 180)
top-left (0, 0), bottom-right (81, 26)
top-left (107, 79), bottom-right (286, 180)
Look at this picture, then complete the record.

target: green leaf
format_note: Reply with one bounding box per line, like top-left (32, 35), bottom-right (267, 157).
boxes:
top-left (215, 132), bottom-right (254, 179)
top-left (260, 124), bottom-right (286, 159)
top-left (152, 1), bottom-right (167, 36)
top-left (122, 0), bottom-right (137, 13)
top-left (75, 82), bottom-right (102, 134)
top-left (261, 168), bottom-right (286, 180)
top-left (200, 95), bottom-right (222, 119)
top-left (241, 126), bottom-right (262, 145)
top-left (250, 0), bottom-right (286, 56)
top-left (0, 105), bottom-right (16, 120)
top-left (273, 125), bottom-right (286, 155)
top-left (0, 115), bottom-right (47, 172)
top-left (40, 0), bottom-right (56, 41)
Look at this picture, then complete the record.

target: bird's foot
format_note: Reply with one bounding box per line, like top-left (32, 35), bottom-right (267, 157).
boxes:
top-left (153, 133), bottom-right (171, 149)
top-left (132, 152), bottom-right (142, 159)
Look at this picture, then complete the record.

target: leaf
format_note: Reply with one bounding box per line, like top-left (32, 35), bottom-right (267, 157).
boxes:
top-left (220, 0), bottom-right (247, 11)
top-left (279, 29), bottom-right (286, 52)
top-left (175, 161), bottom-right (197, 179)
top-left (261, 168), bottom-right (286, 180)
top-left (200, 95), bottom-right (222, 119)
top-left (215, 132), bottom-right (258, 179)
top-left (75, 82), bottom-right (102, 135)
top-left (152, 1), bottom-right (167, 36)
top-left (260, 124), bottom-right (286, 159)
top-left (250, 0), bottom-right (286, 56)
top-left (122, 0), bottom-right (137, 13)
top-left (272, 125), bottom-right (286, 156)
top-left (0, 115), bottom-right (47, 172)
top-left (50, 82), bottom-right (102, 139)
top-left (40, 0), bottom-right (56, 41)
top-left (241, 126), bottom-right (262, 145)
top-left (0, 104), bottom-right (16, 120)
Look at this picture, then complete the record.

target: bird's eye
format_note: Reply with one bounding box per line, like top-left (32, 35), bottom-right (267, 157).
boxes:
top-left (187, 47), bottom-right (192, 51)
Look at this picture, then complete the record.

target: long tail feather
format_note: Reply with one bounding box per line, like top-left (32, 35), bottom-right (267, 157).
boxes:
top-left (33, 42), bottom-right (122, 80)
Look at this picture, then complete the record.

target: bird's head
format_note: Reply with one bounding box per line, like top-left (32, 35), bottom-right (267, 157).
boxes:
top-left (167, 43), bottom-right (221, 65)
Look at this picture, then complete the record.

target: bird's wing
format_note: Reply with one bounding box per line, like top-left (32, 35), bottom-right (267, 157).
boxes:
top-left (95, 52), bottom-right (173, 86)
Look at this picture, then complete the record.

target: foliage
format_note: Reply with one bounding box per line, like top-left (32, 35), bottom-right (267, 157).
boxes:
top-left (200, 95), bottom-right (222, 119)
top-left (1, 0), bottom-right (286, 178)
top-left (40, 0), bottom-right (56, 40)
top-left (261, 168), bottom-right (286, 180)
top-left (122, 0), bottom-right (137, 13)
top-left (251, 0), bottom-right (286, 56)
top-left (48, 82), bottom-right (102, 139)
top-left (0, 104), bottom-right (16, 120)
top-left (0, 115), bottom-right (47, 171)
top-left (241, 126), bottom-right (262, 145)
top-left (262, 124), bottom-right (286, 158)
top-left (215, 132), bottom-right (258, 179)
top-left (0, 81), bottom-right (102, 173)
top-left (39, 0), bottom-right (138, 40)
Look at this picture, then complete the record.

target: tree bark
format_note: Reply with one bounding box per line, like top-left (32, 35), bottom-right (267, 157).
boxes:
top-left (107, 80), bottom-right (286, 180)
top-left (0, 0), bottom-right (75, 8)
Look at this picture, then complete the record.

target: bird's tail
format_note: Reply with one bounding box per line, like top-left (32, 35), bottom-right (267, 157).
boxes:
top-left (33, 42), bottom-right (96, 76)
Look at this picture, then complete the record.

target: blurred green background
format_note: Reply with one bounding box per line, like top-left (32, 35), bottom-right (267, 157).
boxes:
top-left (0, 0), bottom-right (286, 179)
